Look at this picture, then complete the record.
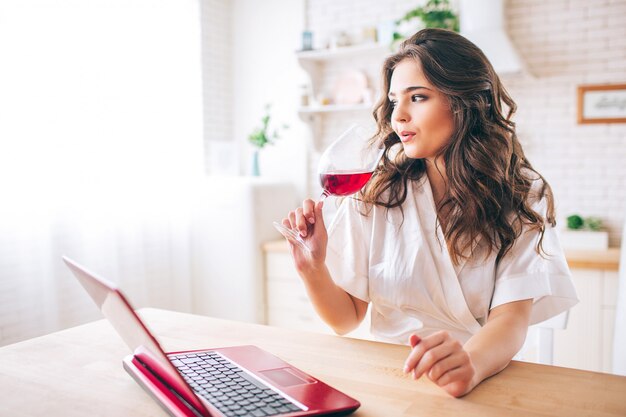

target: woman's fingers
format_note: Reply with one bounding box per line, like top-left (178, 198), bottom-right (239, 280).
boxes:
top-left (402, 331), bottom-right (475, 397)
top-left (311, 200), bottom-right (326, 229)
top-left (280, 216), bottom-right (300, 249)
top-left (426, 350), bottom-right (467, 382)
top-left (303, 199), bottom-right (316, 224)
top-left (415, 337), bottom-right (463, 378)
top-left (293, 199), bottom-right (320, 237)
top-left (403, 331), bottom-right (447, 374)
top-left (295, 207), bottom-right (308, 236)
top-left (280, 200), bottom-right (326, 250)
top-left (436, 366), bottom-right (468, 387)
top-left (437, 366), bottom-right (475, 397)
top-left (288, 210), bottom-right (296, 229)
top-left (412, 340), bottom-right (459, 379)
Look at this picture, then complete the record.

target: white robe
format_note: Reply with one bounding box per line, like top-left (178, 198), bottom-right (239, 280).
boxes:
top-left (325, 175), bottom-right (579, 345)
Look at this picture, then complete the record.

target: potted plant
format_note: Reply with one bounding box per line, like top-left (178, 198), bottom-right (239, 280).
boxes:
top-left (393, 0), bottom-right (459, 46)
top-left (560, 214), bottom-right (609, 250)
top-left (247, 104), bottom-right (288, 176)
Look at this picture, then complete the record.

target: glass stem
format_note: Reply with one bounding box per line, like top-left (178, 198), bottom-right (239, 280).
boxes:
top-left (319, 190), bottom-right (330, 202)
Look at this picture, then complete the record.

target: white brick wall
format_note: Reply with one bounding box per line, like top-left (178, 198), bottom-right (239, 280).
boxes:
top-left (305, 0), bottom-right (626, 246)
top-left (201, 0), bottom-right (233, 174)
top-left (505, 0), bottom-right (626, 246)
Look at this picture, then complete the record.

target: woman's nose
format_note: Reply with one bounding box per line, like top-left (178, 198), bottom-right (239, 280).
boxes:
top-left (392, 102), bottom-right (410, 123)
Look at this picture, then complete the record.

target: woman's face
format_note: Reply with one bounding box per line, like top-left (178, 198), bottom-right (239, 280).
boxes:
top-left (388, 58), bottom-right (454, 161)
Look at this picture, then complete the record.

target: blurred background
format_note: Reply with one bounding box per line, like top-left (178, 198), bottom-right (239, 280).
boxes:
top-left (0, 0), bottom-right (624, 374)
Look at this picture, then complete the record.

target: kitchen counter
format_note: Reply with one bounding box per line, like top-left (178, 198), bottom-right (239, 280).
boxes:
top-left (264, 240), bottom-right (621, 271)
top-left (563, 248), bottom-right (620, 271)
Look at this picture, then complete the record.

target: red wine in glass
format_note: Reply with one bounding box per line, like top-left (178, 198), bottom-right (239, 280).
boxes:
top-left (320, 170), bottom-right (374, 197)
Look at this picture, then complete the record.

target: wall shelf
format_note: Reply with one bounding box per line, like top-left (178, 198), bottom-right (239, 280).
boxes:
top-left (298, 103), bottom-right (373, 115)
top-left (296, 42), bottom-right (391, 63)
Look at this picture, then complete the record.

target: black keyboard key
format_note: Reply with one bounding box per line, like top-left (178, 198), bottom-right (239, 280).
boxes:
top-left (236, 372), bottom-right (269, 390)
top-left (261, 406), bottom-right (279, 416)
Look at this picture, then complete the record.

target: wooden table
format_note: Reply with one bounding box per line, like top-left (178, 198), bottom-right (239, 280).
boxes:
top-left (1, 308), bottom-right (625, 417)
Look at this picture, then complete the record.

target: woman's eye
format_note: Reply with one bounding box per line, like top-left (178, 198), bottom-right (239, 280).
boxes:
top-left (411, 94), bottom-right (426, 102)
top-left (389, 100), bottom-right (397, 108)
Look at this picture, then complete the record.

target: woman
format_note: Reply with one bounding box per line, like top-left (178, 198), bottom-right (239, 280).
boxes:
top-left (280, 29), bottom-right (578, 397)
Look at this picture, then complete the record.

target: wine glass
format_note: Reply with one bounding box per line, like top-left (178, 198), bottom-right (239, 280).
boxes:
top-left (273, 124), bottom-right (384, 251)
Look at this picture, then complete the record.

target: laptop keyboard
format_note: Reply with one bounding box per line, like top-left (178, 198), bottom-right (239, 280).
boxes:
top-left (169, 351), bottom-right (303, 417)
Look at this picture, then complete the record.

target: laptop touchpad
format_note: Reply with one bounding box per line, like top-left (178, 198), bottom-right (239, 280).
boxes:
top-left (260, 367), bottom-right (315, 387)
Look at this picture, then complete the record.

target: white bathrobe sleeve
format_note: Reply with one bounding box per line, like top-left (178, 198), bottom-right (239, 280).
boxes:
top-left (325, 197), bottom-right (371, 303)
top-left (492, 191), bottom-right (579, 325)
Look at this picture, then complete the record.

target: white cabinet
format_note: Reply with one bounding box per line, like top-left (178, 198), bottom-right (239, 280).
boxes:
top-left (552, 269), bottom-right (618, 372)
top-left (263, 243), bottom-right (373, 340)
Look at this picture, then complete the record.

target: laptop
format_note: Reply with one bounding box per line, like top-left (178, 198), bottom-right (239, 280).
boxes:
top-left (63, 257), bottom-right (360, 417)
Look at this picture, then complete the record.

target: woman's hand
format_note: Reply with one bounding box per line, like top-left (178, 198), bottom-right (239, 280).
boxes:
top-left (280, 199), bottom-right (327, 274)
top-left (403, 331), bottom-right (477, 398)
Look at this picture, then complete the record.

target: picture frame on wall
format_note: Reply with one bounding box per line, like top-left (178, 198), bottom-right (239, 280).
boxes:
top-left (577, 84), bottom-right (626, 124)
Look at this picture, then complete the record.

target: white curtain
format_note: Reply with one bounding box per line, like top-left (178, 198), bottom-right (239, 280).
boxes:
top-left (0, 0), bottom-right (205, 345)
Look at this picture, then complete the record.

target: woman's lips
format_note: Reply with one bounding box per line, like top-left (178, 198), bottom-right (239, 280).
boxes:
top-left (399, 131), bottom-right (416, 143)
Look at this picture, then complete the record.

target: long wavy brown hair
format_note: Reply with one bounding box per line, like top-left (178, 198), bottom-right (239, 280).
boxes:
top-left (362, 28), bottom-right (555, 264)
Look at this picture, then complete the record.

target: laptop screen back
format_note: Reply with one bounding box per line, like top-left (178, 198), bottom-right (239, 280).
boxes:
top-left (63, 257), bottom-right (207, 415)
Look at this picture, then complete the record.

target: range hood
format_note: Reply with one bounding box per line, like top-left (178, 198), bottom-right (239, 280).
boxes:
top-left (459, 0), bottom-right (525, 74)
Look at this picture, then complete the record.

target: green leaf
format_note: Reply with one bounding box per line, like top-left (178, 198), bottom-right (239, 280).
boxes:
top-left (397, 0), bottom-right (459, 33)
top-left (248, 103), bottom-right (287, 149)
top-left (566, 214), bottom-right (584, 230)
top-left (585, 217), bottom-right (603, 231)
